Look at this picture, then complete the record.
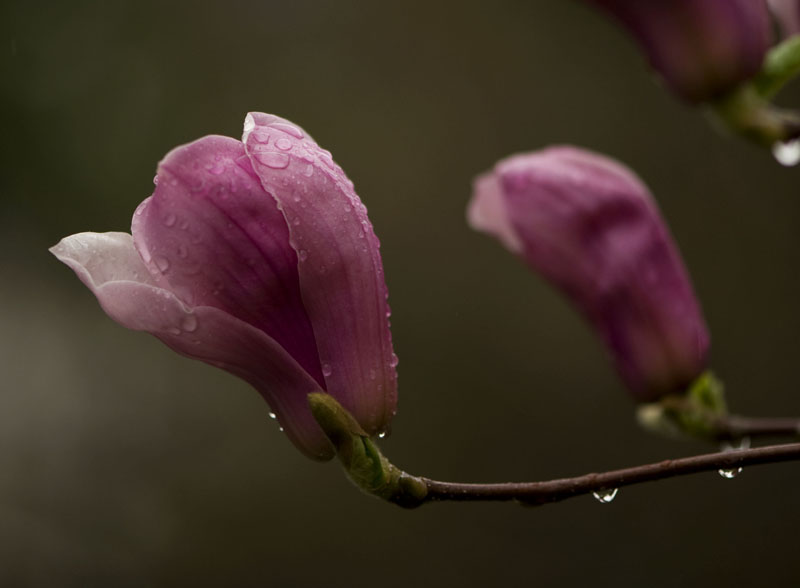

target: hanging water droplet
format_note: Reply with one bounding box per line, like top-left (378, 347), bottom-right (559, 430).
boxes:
top-left (278, 426), bottom-right (284, 432)
top-left (155, 256), bottom-right (170, 272)
top-left (322, 363), bottom-right (333, 377)
top-left (390, 353), bottom-right (399, 367)
top-left (254, 151), bottom-right (290, 169)
top-left (378, 432), bottom-right (386, 439)
top-left (718, 436), bottom-right (749, 479)
top-left (772, 139), bottom-right (800, 167)
top-left (268, 411), bottom-right (276, 420)
top-left (180, 314), bottom-right (198, 333)
top-left (153, 174), bottom-right (159, 185)
top-left (592, 488), bottom-right (618, 504)
top-left (718, 467), bottom-right (742, 479)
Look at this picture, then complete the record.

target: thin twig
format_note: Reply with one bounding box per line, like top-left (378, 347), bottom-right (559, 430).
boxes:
top-left (416, 442), bottom-right (800, 506)
top-left (712, 415), bottom-right (800, 441)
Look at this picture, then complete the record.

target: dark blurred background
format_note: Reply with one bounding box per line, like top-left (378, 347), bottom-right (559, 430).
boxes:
top-left (2, 0), bottom-right (799, 586)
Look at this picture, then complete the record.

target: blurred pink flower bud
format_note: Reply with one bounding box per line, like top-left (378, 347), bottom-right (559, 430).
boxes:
top-left (769, 0), bottom-right (800, 38)
top-left (51, 113), bottom-right (397, 460)
top-left (468, 146), bottom-right (709, 401)
top-left (587, 0), bottom-right (771, 102)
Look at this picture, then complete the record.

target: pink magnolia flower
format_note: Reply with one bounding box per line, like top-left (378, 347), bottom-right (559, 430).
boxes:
top-left (51, 112), bottom-right (398, 460)
top-left (468, 146), bottom-right (709, 402)
top-left (586, 0), bottom-right (771, 102)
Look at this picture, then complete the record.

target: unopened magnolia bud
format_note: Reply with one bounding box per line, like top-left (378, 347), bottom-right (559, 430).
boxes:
top-left (587, 0), bottom-right (771, 102)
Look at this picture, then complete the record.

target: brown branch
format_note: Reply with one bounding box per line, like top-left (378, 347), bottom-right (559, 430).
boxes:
top-left (414, 442), bottom-right (800, 507)
top-left (711, 415), bottom-right (800, 441)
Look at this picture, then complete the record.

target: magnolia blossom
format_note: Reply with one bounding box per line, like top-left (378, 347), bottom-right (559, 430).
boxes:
top-left (51, 113), bottom-right (398, 460)
top-left (468, 146), bottom-right (709, 401)
top-left (586, 0), bottom-right (771, 102)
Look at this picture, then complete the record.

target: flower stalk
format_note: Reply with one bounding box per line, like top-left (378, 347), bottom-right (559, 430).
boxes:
top-left (310, 393), bottom-right (800, 508)
top-left (709, 36), bottom-right (800, 145)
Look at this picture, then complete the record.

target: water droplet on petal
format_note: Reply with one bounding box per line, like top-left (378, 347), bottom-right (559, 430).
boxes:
top-left (298, 249), bottom-right (308, 261)
top-left (207, 162), bottom-right (225, 175)
top-left (592, 488), bottom-right (618, 504)
top-left (167, 326), bottom-right (181, 335)
top-left (181, 314), bottom-right (198, 332)
top-left (163, 213), bottom-right (177, 227)
top-left (772, 139), bottom-right (800, 167)
top-left (390, 353), bottom-right (399, 367)
top-left (322, 363), bottom-right (333, 377)
top-left (155, 256), bottom-right (170, 272)
top-left (275, 137), bottom-right (293, 151)
top-left (253, 129), bottom-right (270, 144)
top-left (319, 151), bottom-right (336, 169)
top-left (270, 122), bottom-right (304, 139)
top-left (302, 164), bottom-right (314, 177)
top-left (255, 151), bottom-right (290, 169)
top-left (368, 369), bottom-right (377, 380)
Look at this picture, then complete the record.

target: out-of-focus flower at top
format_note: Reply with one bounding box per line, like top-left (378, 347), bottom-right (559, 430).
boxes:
top-left (586, 0), bottom-right (771, 102)
top-left (51, 113), bottom-right (398, 460)
top-left (769, 0), bottom-right (800, 38)
top-left (468, 146), bottom-right (709, 402)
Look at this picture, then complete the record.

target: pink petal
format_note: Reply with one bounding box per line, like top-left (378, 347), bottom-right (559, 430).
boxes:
top-left (50, 232), bottom-right (333, 459)
top-left (242, 112), bottom-right (397, 435)
top-left (587, 0), bottom-right (771, 102)
top-left (470, 147), bottom-right (709, 401)
top-left (132, 135), bottom-right (325, 387)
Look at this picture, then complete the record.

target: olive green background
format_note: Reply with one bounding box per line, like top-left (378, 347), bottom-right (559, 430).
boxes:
top-left (2, 1), bottom-right (799, 586)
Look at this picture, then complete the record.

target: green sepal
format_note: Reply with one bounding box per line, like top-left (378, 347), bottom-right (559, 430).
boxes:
top-left (308, 393), bottom-right (428, 508)
top-left (753, 35), bottom-right (800, 99)
top-left (636, 371), bottom-right (728, 442)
